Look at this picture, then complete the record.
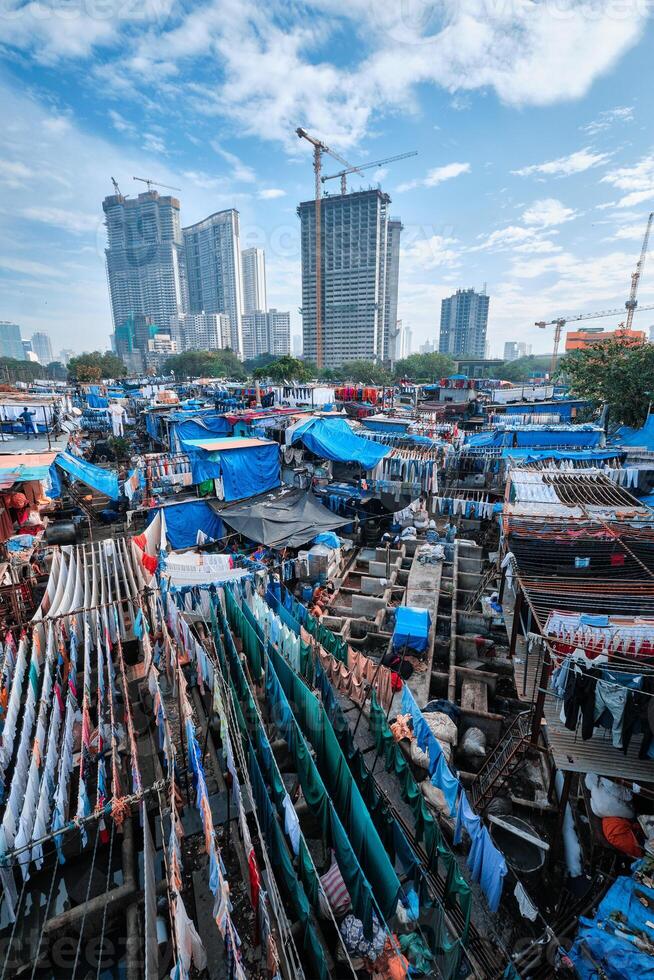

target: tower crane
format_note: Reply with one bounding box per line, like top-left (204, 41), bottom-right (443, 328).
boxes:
top-left (132, 176), bottom-right (181, 193)
top-left (296, 128), bottom-right (367, 368)
top-left (321, 150), bottom-right (418, 194)
top-left (536, 303), bottom-right (654, 376)
top-left (625, 211), bottom-right (654, 330)
top-left (110, 177), bottom-right (124, 197)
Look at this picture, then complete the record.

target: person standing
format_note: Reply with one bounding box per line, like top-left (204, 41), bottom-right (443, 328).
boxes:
top-left (108, 401), bottom-right (126, 437)
top-left (19, 407), bottom-right (37, 440)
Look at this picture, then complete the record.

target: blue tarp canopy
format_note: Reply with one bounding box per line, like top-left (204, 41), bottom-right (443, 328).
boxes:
top-left (501, 447), bottom-right (624, 463)
top-left (55, 451), bottom-right (120, 500)
top-left (169, 412), bottom-right (232, 451)
top-left (182, 437), bottom-right (280, 501)
top-left (613, 414), bottom-right (654, 450)
top-left (392, 606), bottom-right (431, 653)
top-left (147, 499), bottom-right (225, 550)
top-left (290, 417), bottom-right (389, 469)
top-left (466, 424), bottom-right (604, 449)
top-left (87, 393), bottom-right (109, 408)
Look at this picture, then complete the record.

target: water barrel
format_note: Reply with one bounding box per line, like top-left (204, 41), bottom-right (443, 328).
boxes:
top-left (302, 585), bottom-right (314, 602)
top-left (489, 814), bottom-right (546, 882)
top-left (44, 521), bottom-right (78, 546)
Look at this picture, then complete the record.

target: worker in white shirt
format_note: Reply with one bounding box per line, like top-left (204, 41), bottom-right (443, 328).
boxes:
top-left (108, 400), bottom-right (126, 437)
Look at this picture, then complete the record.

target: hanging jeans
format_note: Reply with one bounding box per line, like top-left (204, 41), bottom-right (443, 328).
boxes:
top-left (594, 681), bottom-right (628, 748)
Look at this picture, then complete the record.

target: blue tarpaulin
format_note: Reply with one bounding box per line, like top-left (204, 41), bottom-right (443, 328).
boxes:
top-left (147, 499), bottom-right (225, 550)
top-left (169, 412), bottom-right (232, 451)
top-left (569, 865), bottom-right (654, 979)
top-left (55, 451), bottom-right (120, 501)
top-left (393, 606), bottom-right (431, 653)
top-left (501, 447), bottom-right (624, 463)
top-left (290, 417), bottom-right (389, 469)
top-left (181, 438), bottom-right (281, 500)
top-left (614, 414), bottom-right (654, 450)
top-left (87, 393), bottom-right (109, 408)
top-left (208, 441), bottom-right (279, 500)
top-left (466, 425), bottom-right (603, 449)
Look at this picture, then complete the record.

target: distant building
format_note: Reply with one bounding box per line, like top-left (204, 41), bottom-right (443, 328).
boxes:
top-left (59, 349), bottom-right (75, 366)
top-left (299, 188), bottom-right (398, 367)
top-left (292, 334), bottom-right (302, 357)
top-left (504, 341), bottom-right (533, 361)
top-left (242, 309), bottom-right (291, 359)
top-left (565, 325), bottom-right (646, 351)
top-left (114, 313), bottom-right (170, 373)
top-left (183, 210), bottom-right (244, 357)
top-left (384, 218), bottom-right (402, 362)
top-left (31, 331), bottom-right (53, 365)
top-left (0, 322), bottom-right (25, 360)
top-left (419, 339), bottom-right (436, 354)
top-left (439, 287), bottom-right (490, 357)
top-left (22, 340), bottom-right (32, 358)
top-left (649, 324), bottom-right (654, 343)
top-left (145, 332), bottom-right (177, 370)
top-left (171, 313), bottom-right (230, 352)
top-left (241, 248), bottom-right (267, 314)
top-left (103, 190), bottom-right (188, 334)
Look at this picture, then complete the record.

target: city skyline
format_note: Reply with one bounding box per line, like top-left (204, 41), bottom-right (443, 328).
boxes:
top-left (2, 8), bottom-right (654, 358)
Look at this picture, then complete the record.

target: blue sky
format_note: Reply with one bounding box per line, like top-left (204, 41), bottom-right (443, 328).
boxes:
top-left (1, 0), bottom-right (654, 360)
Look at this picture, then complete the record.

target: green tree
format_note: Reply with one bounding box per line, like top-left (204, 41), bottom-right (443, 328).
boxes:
top-left (67, 351), bottom-right (127, 382)
top-left (243, 353), bottom-right (276, 374)
top-left (0, 358), bottom-right (43, 383)
top-left (164, 349), bottom-right (247, 380)
top-left (339, 359), bottom-right (391, 384)
top-left (392, 352), bottom-right (455, 381)
top-left (558, 338), bottom-right (654, 428)
top-left (498, 354), bottom-right (554, 383)
top-left (45, 361), bottom-right (69, 381)
top-left (253, 356), bottom-right (312, 383)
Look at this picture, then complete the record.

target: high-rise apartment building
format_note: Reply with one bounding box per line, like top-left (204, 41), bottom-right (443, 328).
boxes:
top-left (0, 322), bottom-right (25, 360)
top-left (183, 210), bottom-right (244, 357)
top-left (31, 331), bottom-right (53, 365)
top-left (384, 218), bottom-right (402, 362)
top-left (298, 189), bottom-right (397, 367)
top-left (504, 341), bottom-right (532, 361)
top-left (242, 309), bottom-right (290, 360)
top-left (59, 349), bottom-right (75, 366)
top-left (241, 247), bottom-right (267, 314)
top-left (439, 287), bottom-right (490, 358)
top-left (103, 191), bottom-right (189, 338)
top-left (171, 313), bottom-right (230, 352)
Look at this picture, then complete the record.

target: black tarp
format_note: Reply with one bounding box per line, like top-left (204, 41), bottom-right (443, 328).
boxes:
top-left (210, 488), bottom-right (349, 548)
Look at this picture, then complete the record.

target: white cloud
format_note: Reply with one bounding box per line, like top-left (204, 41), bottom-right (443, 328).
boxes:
top-left (512, 147), bottom-right (611, 178)
top-left (522, 198), bottom-right (577, 227)
top-left (142, 132), bottom-right (167, 154)
top-left (258, 188), bottom-right (286, 199)
top-left (600, 154), bottom-right (654, 208)
top-left (211, 141), bottom-right (256, 183)
top-left (0, 255), bottom-right (67, 278)
top-left (21, 206), bottom-right (99, 234)
top-left (401, 233), bottom-right (461, 270)
top-left (109, 110), bottom-right (136, 136)
top-left (398, 162), bottom-right (470, 192)
top-left (582, 104), bottom-right (634, 135)
top-left (612, 222), bottom-right (651, 241)
top-left (0, 159), bottom-right (34, 188)
top-left (7, 0), bottom-right (640, 151)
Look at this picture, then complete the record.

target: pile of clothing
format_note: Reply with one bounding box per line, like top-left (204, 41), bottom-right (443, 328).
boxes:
top-left (585, 773), bottom-right (644, 858)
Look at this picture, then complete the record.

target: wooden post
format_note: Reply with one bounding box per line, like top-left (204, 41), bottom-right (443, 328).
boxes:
top-left (530, 647), bottom-right (552, 745)
top-left (508, 586), bottom-right (523, 660)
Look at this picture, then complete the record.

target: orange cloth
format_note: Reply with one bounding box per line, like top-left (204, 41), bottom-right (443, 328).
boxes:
top-left (601, 817), bottom-right (643, 858)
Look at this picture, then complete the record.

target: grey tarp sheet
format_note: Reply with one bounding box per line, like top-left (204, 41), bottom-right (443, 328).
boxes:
top-left (211, 488), bottom-right (349, 548)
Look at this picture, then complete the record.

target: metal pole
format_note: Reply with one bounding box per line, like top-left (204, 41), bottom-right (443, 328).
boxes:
top-left (43, 405), bottom-right (51, 450)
